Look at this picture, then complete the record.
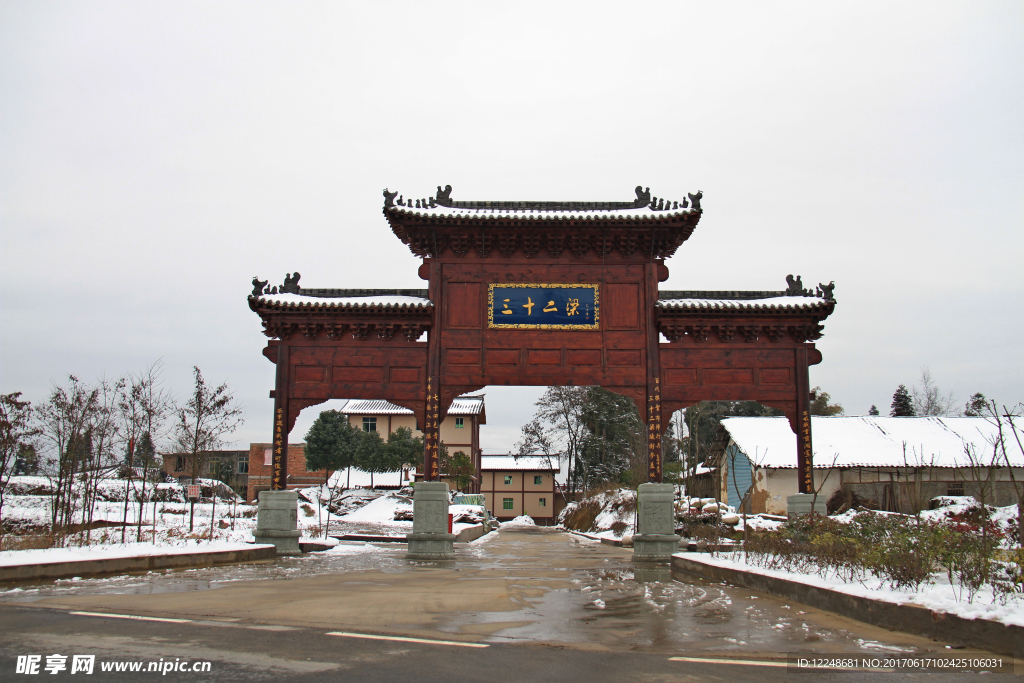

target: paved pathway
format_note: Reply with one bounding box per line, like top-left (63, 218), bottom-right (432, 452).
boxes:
top-left (0, 526), bottom-right (1014, 681)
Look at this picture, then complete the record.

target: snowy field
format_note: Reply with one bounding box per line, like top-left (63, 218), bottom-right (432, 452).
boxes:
top-left (0, 477), bottom-right (487, 566)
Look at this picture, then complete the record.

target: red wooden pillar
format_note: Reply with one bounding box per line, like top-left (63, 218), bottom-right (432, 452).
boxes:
top-left (423, 256), bottom-right (442, 482)
top-left (795, 346), bottom-right (814, 494)
top-left (645, 261), bottom-right (663, 483)
top-left (271, 343), bottom-right (290, 491)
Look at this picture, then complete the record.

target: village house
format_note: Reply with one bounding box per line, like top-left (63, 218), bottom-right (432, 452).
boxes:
top-left (160, 450), bottom-right (250, 498)
top-left (706, 416), bottom-right (1024, 515)
top-left (479, 455), bottom-right (561, 525)
top-left (343, 396), bottom-right (485, 491)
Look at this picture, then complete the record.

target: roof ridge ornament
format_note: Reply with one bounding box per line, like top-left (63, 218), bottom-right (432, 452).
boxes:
top-left (785, 275), bottom-right (836, 301)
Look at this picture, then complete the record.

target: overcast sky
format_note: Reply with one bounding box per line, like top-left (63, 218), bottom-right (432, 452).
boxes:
top-left (1, 1), bottom-right (1021, 454)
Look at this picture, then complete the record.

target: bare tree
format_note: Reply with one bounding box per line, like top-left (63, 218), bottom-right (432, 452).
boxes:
top-left (512, 387), bottom-right (589, 495)
top-left (36, 376), bottom-right (102, 544)
top-left (912, 368), bottom-right (956, 417)
top-left (987, 401), bottom-right (1024, 544)
top-left (0, 393), bottom-right (40, 539)
top-left (172, 367), bottom-right (244, 533)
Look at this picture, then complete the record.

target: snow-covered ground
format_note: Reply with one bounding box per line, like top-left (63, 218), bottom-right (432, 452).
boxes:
top-left (0, 541), bottom-right (271, 567)
top-left (676, 551), bottom-right (1024, 628)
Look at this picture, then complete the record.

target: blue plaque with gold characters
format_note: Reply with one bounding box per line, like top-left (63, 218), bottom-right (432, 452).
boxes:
top-left (487, 283), bottom-right (599, 330)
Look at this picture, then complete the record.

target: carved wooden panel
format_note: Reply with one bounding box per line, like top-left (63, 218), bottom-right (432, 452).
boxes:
top-left (605, 283), bottom-right (640, 330)
top-left (335, 366), bottom-right (383, 383)
top-left (527, 349), bottom-right (562, 365)
top-left (607, 349), bottom-right (641, 366)
top-left (665, 368), bottom-right (696, 385)
top-left (760, 368), bottom-right (792, 384)
top-left (389, 366), bottom-right (421, 383)
top-left (446, 283), bottom-right (481, 328)
top-left (486, 348), bottom-right (520, 365)
top-left (566, 349), bottom-right (601, 366)
top-left (704, 368), bottom-right (754, 385)
top-left (294, 366), bottom-right (325, 382)
top-left (447, 348), bottom-right (481, 365)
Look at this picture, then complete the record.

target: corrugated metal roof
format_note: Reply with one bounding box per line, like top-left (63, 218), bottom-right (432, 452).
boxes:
top-left (481, 455), bottom-right (560, 472)
top-left (342, 395), bottom-right (485, 416)
top-left (720, 416), bottom-right (1024, 469)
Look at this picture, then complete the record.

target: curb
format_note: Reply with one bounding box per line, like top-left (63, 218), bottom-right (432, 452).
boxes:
top-left (0, 545), bottom-right (277, 584)
top-left (671, 553), bottom-right (1023, 659)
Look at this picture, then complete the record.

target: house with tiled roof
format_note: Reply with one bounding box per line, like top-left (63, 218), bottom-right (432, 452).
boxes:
top-left (707, 416), bottom-right (1024, 515)
top-left (480, 455), bottom-right (561, 525)
top-left (342, 395), bottom-right (485, 492)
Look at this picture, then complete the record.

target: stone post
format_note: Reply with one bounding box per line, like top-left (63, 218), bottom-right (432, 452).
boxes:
top-left (253, 489), bottom-right (301, 556)
top-left (633, 483), bottom-right (680, 562)
top-left (406, 481), bottom-right (455, 560)
top-left (786, 493), bottom-right (828, 518)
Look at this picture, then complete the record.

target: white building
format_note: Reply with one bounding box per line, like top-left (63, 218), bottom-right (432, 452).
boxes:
top-left (707, 416), bottom-right (1024, 515)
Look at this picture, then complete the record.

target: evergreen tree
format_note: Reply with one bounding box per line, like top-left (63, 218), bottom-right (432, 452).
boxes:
top-left (868, 405), bottom-right (880, 416)
top-left (440, 444), bottom-right (474, 492)
top-left (963, 392), bottom-right (988, 417)
top-left (354, 429), bottom-right (393, 489)
top-left (304, 410), bottom-right (360, 484)
top-left (386, 426), bottom-right (424, 471)
top-left (890, 385), bottom-right (915, 417)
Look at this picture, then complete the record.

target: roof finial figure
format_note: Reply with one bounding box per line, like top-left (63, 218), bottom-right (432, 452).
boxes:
top-left (383, 188), bottom-right (398, 208)
top-left (817, 281), bottom-right (836, 300)
top-left (251, 277), bottom-right (268, 297)
top-left (436, 184), bottom-right (453, 206)
top-left (687, 191), bottom-right (703, 211)
top-left (785, 274), bottom-right (805, 296)
top-left (634, 186), bottom-right (651, 208)
top-left (281, 272), bottom-right (301, 294)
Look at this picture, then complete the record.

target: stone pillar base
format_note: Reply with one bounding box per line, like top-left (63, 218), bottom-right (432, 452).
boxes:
top-left (633, 483), bottom-right (680, 563)
top-left (786, 493), bottom-right (828, 518)
top-left (406, 532), bottom-right (457, 560)
top-left (633, 534), bottom-right (681, 562)
top-left (405, 481), bottom-right (454, 560)
top-left (254, 490), bottom-right (302, 556)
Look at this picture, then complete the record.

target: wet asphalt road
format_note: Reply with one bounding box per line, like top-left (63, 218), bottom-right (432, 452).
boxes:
top-left (0, 526), bottom-right (1016, 682)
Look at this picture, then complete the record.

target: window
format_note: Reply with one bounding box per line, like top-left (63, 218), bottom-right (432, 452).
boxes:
top-left (504, 475), bottom-right (513, 485)
top-left (539, 498), bottom-right (546, 507)
top-left (237, 456), bottom-right (248, 474)
top-left (534, 475), bottom-right (543, 485)
top-left (455, 417), bottom-right (464, 429)
top-left (263, 448), bottom-right (272, 466)
top-left (363, 417), bottom-right (377, 432)
top-left (503, 498), bottom-right (514, 510)
top-left (948, 481), bottom-right (964, 497)
top-left (175, 456), bottom-right (186, 471)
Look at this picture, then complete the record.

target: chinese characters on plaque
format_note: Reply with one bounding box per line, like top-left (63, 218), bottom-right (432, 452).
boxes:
top-left (272, 406), bottom-right (285, 490)
top-left (425, 376), bottom-right (440, 480)
top-left (647, 377), bottom-right (662, 481)
top-left (488, 284), bottom-right (599, 330)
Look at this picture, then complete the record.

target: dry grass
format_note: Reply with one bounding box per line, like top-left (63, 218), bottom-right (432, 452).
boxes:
top-left (562, 499), bottom-right (603, 532)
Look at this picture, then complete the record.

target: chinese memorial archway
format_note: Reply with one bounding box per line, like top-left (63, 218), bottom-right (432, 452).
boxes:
top-left (249, 186), bottom-right (836, 558)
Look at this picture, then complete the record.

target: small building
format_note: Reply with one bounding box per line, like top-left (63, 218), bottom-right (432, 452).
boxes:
top-left (707, 416), bottom-right (1024, 515)
top-left (246, 443), bottom-right (327, 500)
top-left (480, 455), bottom-right (560, 524)
top-left (344, 395), bottom-right (486, 492)
top-left (160, 450), bottom-right (250, 498)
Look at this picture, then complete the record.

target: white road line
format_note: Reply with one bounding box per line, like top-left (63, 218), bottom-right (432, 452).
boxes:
top-left (668, 657), bottom-right (789, 668)
top-left (69, 611), bottom-right (192, 624)
top-left (327, 631), bottom-right (489, 648)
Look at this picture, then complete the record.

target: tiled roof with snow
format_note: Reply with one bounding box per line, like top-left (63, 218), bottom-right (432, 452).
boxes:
top-left (253, 293), bottom-right (431, 308)
top-left (658, 296), bottom-right (829, 311)
top-left (721, 416), bottom-right (1024, 469)
top-left (481, 455), bottom-right (560, 472)
top-left (387, 203), bottom-right (698, 221)
top-left (343, 396), bottom-right (485, 416)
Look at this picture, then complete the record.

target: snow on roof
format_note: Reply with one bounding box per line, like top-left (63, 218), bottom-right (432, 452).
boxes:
top-left (343, 395), bottom-right (485, 416)
top-left (388, 203), bottom-right (698, 221)
top-left (255, 293), bottom-right (432, 308)
top-left (721, 416), bottom-right (1024, 469)
top-left (658, 296), bottom-right (827, 310)
top-left (481, 455), bottom-right (559, 472)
